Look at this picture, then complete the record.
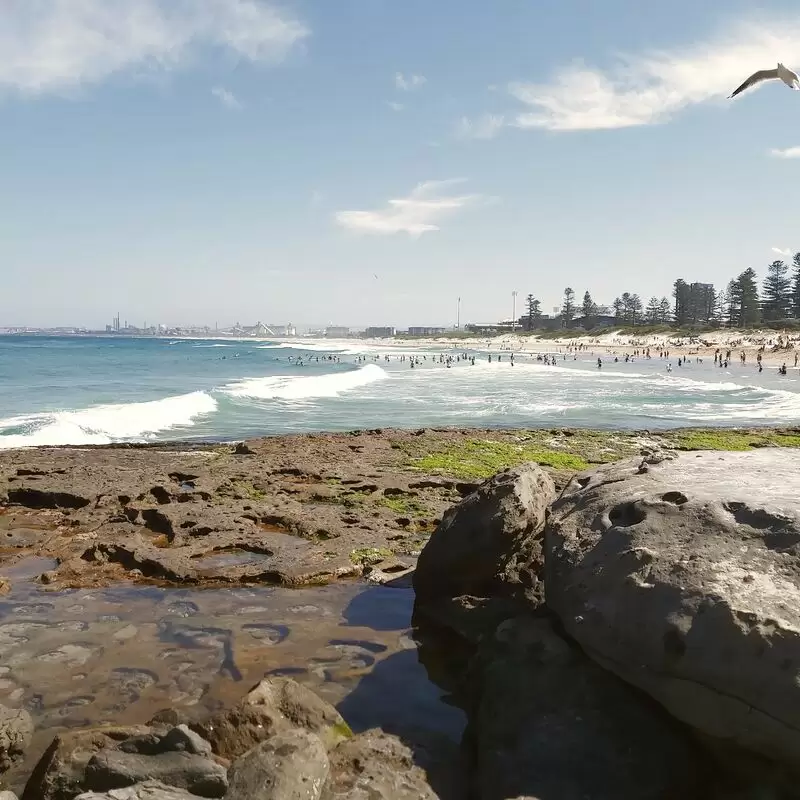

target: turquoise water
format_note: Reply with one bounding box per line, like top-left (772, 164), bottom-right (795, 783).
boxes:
top-left (1, 335), bottom-right (799, 448)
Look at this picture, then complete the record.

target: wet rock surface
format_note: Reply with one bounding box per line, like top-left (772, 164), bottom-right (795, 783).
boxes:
top-left (0, 578), bottom-right (462, 794)
top-left (0, 432), bottom-right (477, 591)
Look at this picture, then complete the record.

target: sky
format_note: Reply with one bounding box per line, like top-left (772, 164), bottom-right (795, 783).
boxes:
top-left (3, 0), bottom-right (800, 329)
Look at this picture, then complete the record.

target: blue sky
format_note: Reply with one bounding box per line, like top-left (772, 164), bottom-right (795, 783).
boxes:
top-left (3, 0), bottom-right (800, 329)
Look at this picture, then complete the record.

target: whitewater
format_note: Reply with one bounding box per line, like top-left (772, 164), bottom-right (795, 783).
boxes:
top-left (1, 335), bottom-right (799, 449)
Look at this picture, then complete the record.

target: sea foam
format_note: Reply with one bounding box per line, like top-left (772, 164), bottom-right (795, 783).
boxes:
top-left (0, 391), bottom-right (217, 449)
top-left (224, 364), bottom-right (388, 401)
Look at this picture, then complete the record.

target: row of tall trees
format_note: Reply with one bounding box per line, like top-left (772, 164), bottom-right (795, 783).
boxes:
top-left (524, 253), bottom-right (800, 329)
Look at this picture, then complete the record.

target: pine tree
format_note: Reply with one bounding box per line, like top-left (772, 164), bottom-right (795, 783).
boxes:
top-left (732, 268), bottom-right (760, 326)
top-left (629, 294), bottom-right (643, 326)
top-left (713, 288), bottom-right (727, 326)
top-left (646, 296), bottom-right (660, 323)
top-left (792, 253), bottom-right (800, 318)
top-left (562, 287), bottom-right (576, 326)
top-left (673, 279), bottom-right (690, 325)
top-left (620, 292), bottom-right (633, 324)
top-left (581, 290), bottom-right (596, 323)
top-left (761, 260), bottom-right (792, 321)
top-left (726, 280), bottom-right (740, 327)
top-left (612, 297), bottom-right (623, 322)
top-left (526, 294), bottom-right (541, 330)
top-left (658, 297), bottom-right (671, 324)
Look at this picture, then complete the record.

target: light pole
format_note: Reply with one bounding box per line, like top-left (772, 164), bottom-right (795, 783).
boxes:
top-left (511, 291), bottom-right (518, 332)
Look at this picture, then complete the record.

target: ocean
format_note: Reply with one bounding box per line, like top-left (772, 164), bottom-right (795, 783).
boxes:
top-left (1, 335), bottom-right (799, 449)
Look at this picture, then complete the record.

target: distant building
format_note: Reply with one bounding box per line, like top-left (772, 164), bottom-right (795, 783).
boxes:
top-left (267, 323), bottom-right (297, 337)
top-left (569, 314), bottom-right (618, 329)
top-left (406, 327), bottom-right (447, 336)
top-left (325, 326), bottom-right (350, 338)
top-left (365, 326), bottom-right (396, 338)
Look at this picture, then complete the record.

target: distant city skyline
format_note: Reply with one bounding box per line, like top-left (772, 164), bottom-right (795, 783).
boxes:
top-left (2, 1), bottom-right (800, 327)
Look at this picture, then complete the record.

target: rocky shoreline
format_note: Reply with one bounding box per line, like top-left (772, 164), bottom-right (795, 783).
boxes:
top-left (2, 427), bottom-right (800, 798)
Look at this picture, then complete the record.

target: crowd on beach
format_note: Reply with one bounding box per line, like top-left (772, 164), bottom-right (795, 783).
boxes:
top-left (278, 330), bottom-right (800, 383)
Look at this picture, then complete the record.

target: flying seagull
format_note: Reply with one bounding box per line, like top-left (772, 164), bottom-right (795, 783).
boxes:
top-left (729, 62), bottom-right (800, 99)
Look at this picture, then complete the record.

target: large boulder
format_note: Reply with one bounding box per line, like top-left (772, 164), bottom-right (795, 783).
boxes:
top-left (195, 678), bottom-right (351, 760)
top-left (546, 450), bottom-right (800, 774)
top-left (466, 615), bottom-right (702, 800)
top-left (225, 729), bottom-right (329, 799)
top-left (414, 465), bottom-right (555, 606)
top-left (0, 706), bottom-right (32, 774)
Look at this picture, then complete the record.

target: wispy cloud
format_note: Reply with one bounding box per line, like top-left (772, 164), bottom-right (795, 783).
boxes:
top-left (387, 101), bottom-right (404, 112)
top-left (310, 189), bottom-right (324, 208)
top-left (0, 0), bottom-right (309, 95)
top-left (395, 72), bottom-right (426, 91)
top-left (456, 114), bottom-right (505, 140)
top-left (772, 247), bottom-right (794, 257)
top-left (335, 179), bottom-right (483, 237)
top-left (508, 16), bottom-right (800, 131)
top-left (770, 146), bottom-right (800, 158)
top-left (211, 85), bottom-right (242, 110)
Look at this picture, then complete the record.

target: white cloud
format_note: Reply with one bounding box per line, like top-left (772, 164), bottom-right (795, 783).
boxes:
top-left (456, 114), bottom-right (505, 140)
top-left (387, 101), bottom-right (404, 112)
top-left (508, 16), bottom-right (800, 131)
top-left (395, 72), bottom-right (426, 91)
top-left (335, 179), bottom-right (483, 237)
top-left (770, 146), bottom-right (800, 158)
top-left (211, 85), bottom-right (241, 109)
top-left (0, 0), bottom-right (309, 95)
top-left (772, 247), bottom-right (794, 257)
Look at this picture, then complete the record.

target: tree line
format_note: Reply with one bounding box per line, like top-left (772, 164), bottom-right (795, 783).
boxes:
top-left (523, 253), bottom-right (800, 330)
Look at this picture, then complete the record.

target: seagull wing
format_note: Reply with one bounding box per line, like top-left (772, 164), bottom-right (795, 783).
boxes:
top-left (729, 68), bottom-right (779, 98)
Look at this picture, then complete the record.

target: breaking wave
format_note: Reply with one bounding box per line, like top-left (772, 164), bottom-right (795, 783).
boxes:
top-left (0, 392), bottom-right (217, 449)
top-left (224, 364), bottom-right (389, 401)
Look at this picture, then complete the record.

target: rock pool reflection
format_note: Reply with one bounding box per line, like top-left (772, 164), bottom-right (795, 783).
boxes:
top-left (0, 567), bottom-right (465, 785)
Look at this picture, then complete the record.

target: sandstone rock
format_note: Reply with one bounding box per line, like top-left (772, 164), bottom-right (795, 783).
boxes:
top-left (22, 726), bottom-right (152, 800)
top-left (84, 750), bottom-right (226, 798)
top-left (196, 678), bottom-right (351, 760)
top-left (468, 616), bottom-right (701, 800)
top-left (0, 706), bottom-right (33, 774)
top-left (157, 728), bottom-right (212, 759)
top-left (322, 730), bottom-right (440, 799)
top-left (546, 450), bottom-right (800, 773)
top-left (0, 791), bottom-right (19, 800)
top-left (414, 465), bottom-right (555, 605)
top-left (225, 729), bottom-right (329, 799)
top-left (0, 579), bottom-right (10, 596)
top-left (76, 782), bottom-right (204, 799)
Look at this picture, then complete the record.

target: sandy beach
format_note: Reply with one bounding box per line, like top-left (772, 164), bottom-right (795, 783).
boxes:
top-left (298, 328), bottom-right (800, 370)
